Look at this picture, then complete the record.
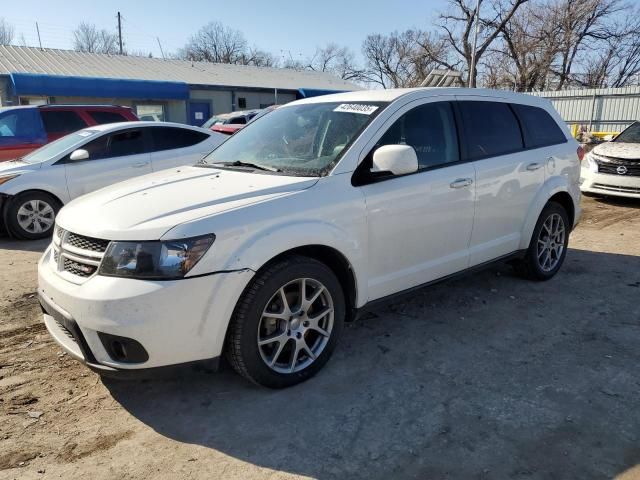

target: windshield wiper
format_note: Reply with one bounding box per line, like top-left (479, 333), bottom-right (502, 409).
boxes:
top-left (210, 161), bottom-right (280, 172)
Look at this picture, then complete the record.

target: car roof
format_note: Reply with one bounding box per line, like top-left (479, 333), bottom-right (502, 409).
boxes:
top-left (290, 87), bottom-right (552, 108)
top-left (84, 121), bottom-right (213, 134)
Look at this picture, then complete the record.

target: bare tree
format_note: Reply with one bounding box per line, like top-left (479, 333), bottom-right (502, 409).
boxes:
top-left (362, 30), bottom-right (453, 88)
top-left (304, 43), bottom-right (365, 81)
top-left (181, 22), bottom-right (248, 64)
top-left (73, 22), bottom-right (119, 54)
top-left (439, 0), bottom-right (531, 87)
top-left (0, 18), bottom-right (15, 45)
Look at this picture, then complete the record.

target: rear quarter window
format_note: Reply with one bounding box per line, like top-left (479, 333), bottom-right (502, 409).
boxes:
top-left (88, 111), bottom-right (129, 125)
top-left (457, 101), bottom-right (523, 160)
top-left (150, 127), bottom-right (210, 152)
top-left (512, 104), bottom-right (567, 148)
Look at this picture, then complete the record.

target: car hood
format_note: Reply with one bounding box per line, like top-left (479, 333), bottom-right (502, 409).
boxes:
top-left (592, 142), bottom-right (640, 160)
top-left (56, 165), bottom-right (318, 240)
top-left (0, 159), bottom-right (40, 176)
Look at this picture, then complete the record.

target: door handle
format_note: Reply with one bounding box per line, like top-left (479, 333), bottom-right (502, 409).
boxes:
top-left (132, 161), bottom-right (149, 168)
top-left (450, 178), bottom-right (473, 189)
top-left (526, 162), bottom-right (543, 171)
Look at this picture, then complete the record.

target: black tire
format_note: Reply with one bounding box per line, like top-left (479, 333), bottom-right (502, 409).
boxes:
top-left (514, 201), bottom-right (570, 281)
top-left (226, 255), bottom-right (345, 388)
top-left (6, 191), bottom-right (61, 240)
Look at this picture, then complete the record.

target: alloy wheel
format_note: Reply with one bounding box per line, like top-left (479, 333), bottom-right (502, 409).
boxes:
top-left (536, 213), bottom-right (566, 272)
top-left (257, 278), bottom-right (334, 374)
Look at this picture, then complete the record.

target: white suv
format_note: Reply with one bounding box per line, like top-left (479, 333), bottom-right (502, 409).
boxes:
top-left (38, 88), bottom-right (581, 388)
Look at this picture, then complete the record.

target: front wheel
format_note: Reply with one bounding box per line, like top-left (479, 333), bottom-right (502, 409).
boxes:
top-left (226, 255), bottom-right (345, 388)
top-left (6, 192), bottom-right (60, 240)
top-left (514, 202), bottom-right (570, 281)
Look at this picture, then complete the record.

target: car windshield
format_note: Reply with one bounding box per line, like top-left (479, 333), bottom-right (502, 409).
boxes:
top-left (614, 122), bottom-right (640, 143)
top-left (201, 102), bottom-right (386, 176)
top-left (21, 130), bottom-right (100, 164)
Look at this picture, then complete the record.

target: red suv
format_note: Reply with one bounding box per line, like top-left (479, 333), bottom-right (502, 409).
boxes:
top-left (0, 105), bottom-right (138, 162)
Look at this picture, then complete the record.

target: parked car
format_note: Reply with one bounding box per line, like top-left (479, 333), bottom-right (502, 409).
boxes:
top-left (580, 120), bottom-right (640, 198)
top-left (0, 105), bottom-right (138, 162)
top-left (0, 122), bottom-right (225, 239)
top-left (202, 109), bottom-right (261, 135)
top-left (38, 88), bottom-right (581, 388)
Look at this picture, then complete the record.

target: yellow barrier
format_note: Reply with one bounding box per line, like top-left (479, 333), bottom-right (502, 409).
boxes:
top-left (569, 124), bottom-right (619, 140)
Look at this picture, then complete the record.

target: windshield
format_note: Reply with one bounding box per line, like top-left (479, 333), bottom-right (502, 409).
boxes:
top-left (201, 102), bottom-right (386, 176)
top-left (614, 122), bottom-right (640, 143)
top-left (21, 130), bottom-right (100, 164)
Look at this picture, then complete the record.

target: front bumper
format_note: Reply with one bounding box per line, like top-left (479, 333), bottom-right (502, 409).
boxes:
top-left (38, 246), bottom-right (254, 373)
top-left (580, 168), bottom-right (640, 198)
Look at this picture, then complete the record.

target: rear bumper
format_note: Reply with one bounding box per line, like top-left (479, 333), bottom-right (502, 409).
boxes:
top-left (580, 168), bottom-right (640, 198)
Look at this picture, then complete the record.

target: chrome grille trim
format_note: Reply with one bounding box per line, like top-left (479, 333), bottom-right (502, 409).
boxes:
top-left (592, 183), bottom-right (640, 194)
top-left (52, 226), bottom-right (110, 280)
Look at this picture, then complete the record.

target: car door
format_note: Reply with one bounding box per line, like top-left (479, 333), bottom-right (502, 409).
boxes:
top-left (64, 127), bottom-right (152, 199)
top-left (355, 98), bottom-right (476, 301)
top-left (148, 126), bottom-right (213, 171)
top-left (456, 98), bottom-right (545, 266)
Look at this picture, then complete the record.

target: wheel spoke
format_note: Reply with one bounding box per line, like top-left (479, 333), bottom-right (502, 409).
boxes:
top-left (302, 340), bottom-right (316, 360)
top-left (304, 285), bottom-right (325, 309)
top-left (308, 306), bottom-right (332, 323)
top-left (289, 342), bottom-right (302, 372)
top-left (31, 220), bottom-right (43, 233)
top-left (269, 338), bottom-right (289, 367)
top-left (278, 287), bottom-right (292, 315)
top-left (258, 330), bottom-right (287, 346)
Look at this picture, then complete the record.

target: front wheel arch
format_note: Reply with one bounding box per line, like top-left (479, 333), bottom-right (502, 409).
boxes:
top-left (3, 190), bottom-right (63, 239)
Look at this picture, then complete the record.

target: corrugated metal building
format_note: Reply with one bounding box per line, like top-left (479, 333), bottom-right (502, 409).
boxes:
top-left (0, 46), bottom-right (359, 125)
top-left (530, 86), bottom-right (640, 133)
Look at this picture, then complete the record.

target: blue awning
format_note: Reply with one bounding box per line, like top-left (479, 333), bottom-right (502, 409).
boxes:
top-left (297, 88), bottom-right (348, 99)
top-left (9, 73), bottom-right (190, 100)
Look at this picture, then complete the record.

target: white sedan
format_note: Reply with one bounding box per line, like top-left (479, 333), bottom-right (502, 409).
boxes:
top-left (0, 122), bottom-right (226, 239)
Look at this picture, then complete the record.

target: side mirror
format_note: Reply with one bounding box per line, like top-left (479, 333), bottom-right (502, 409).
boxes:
top-left (69, 149), bottom-right (89, 161)
top-left (372, 144), bottom-right (418, 176)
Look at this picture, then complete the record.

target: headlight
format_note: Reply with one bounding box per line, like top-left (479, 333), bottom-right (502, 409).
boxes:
top-left (0, 174), bottom-right (19, 186)
top-left (98, 234), bottom-right (215, 280)
top-left (582, 153), bottom-right (598, 173)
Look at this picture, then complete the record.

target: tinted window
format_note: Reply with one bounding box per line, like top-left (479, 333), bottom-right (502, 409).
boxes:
top-left (150, 127), bottom-right (209, 151)
top-left (89, 111), bottom-right (128, 125)
top-left (81, 134), bottom-right (110, 160)
top-left (40, 110), bottom-right (87, 134)
top-left (229, 116), bottom-right (246, 125)
top-left (0, 108), bottom-right (46, 146)
top-left (512, 104), bottom-right (566, 148)
top-left (613, 122), bottom-right (640, 143)
top-left (108, 129), bottom-right (147, 157)
top-left (458, 101), bottom-right (523, 159)
top-left (376, 102), bottom-right (459, 170)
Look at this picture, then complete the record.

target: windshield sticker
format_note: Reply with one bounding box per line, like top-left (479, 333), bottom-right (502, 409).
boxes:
top-left (334, 104), bottom-right (379, 115)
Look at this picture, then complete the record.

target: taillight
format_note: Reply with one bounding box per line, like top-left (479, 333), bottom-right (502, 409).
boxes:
top-left (577, 146), bottom-right (585, 162)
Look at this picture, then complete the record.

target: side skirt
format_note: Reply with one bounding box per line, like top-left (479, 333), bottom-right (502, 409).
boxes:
top-left (353, 250), bottom-right (527, 320)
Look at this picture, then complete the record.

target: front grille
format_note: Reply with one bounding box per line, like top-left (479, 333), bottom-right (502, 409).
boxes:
top-left (56, 226), bottom-right (65, 239)
top-left (592, 183), bottom-right (640, 194)
top-left (66, 233), bottom-right (110, 253)
top-left (53, 249), bottom-right (60, 263)
top-left (63, 258), bottom-right (97, 277)
top-left (595, 158), bottom-right (640, 177)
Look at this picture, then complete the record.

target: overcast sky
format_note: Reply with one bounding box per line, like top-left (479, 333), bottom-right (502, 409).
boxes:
top-left (2, 0), bottom-right (449, 62)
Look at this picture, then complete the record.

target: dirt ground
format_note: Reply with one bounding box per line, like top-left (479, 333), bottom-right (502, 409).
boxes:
top-left (1, 196), bottom-right (640, 480)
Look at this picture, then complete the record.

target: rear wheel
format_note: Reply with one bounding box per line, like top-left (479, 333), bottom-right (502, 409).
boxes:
top-left (514, 202), bottom-right (570, 281)
top-left (226, 255), bottom-right (345, 388)
top-left (6, 192), bottom-right (60, 240)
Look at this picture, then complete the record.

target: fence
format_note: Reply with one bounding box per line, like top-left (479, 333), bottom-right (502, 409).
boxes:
top-left (530, 86), bottom-right (640, 135)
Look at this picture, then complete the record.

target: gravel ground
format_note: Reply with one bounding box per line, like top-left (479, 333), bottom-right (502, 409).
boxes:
top-left (1, 196), bottom-right (640, 480)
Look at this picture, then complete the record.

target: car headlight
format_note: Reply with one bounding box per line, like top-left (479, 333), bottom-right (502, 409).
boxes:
top-left (98, 234), bottom-right (215, 280)
top-left (582, 153), bottom-right (599, 173)
top-left (0, 174), bottom-right (19, 186)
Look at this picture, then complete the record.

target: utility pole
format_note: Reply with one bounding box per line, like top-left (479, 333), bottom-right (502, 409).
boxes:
top-left (156, 37), bottom-right (165, 59)
top-left (468, 0), bottom-right (481, 88)
top-left (35, 22), bottom-right (43, 50)
top-left (117, 12), bottom-right (123, 55)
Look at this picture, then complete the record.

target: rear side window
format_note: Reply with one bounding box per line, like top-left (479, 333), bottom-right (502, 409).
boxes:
top-left (108, 129), bottom-right (147, 157)
top-left (150, 127), bottom-right (210, 152)
top-left (40, 110), bottom-right (87, 135)
top-left (89, 111), bottom-right (128, 125)
top-left (458, 101), bottom-right (523, 159)
top-left (376, 102), bottom-right (459, 170)
top-left (512, 104), bottom-right (567, 148)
